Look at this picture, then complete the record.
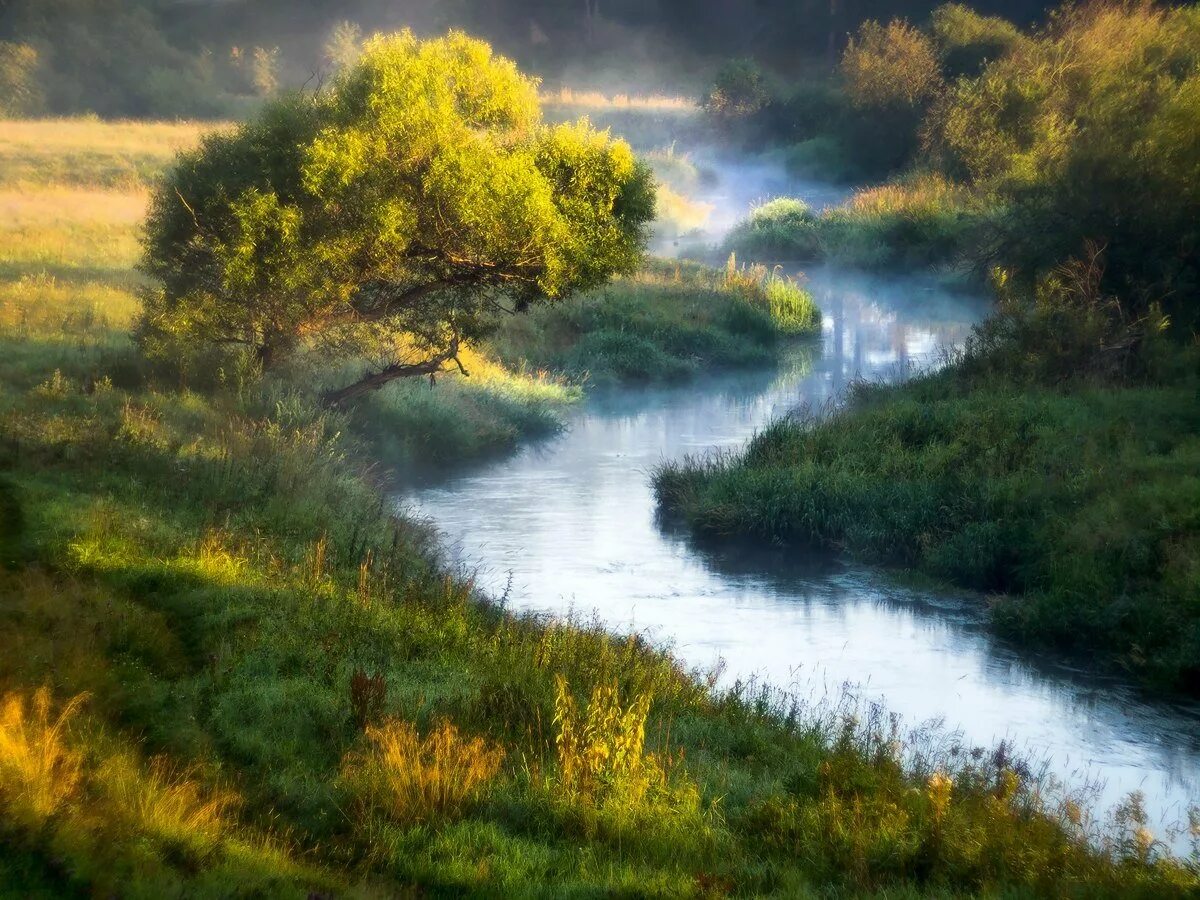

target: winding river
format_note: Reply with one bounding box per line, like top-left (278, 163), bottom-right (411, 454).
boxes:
top-left (397, 239), bottom-right (1200, 854)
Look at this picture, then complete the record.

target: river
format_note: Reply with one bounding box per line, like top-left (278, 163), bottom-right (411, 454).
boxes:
top-left (397, 193), bottom-right (1200, 854)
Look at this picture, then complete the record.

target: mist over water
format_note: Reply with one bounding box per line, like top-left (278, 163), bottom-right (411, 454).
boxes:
top-left (396, 170), bottom-right (1200, 851)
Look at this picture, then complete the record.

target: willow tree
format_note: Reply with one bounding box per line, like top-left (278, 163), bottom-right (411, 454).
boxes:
top-left (140, 31), bottom-right (656, 405)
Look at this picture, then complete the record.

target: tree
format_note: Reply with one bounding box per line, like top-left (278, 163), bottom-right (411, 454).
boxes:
top-left (841, 18), bottom-right (943, 110)
top-left (0, 41), bottom-right (41, 115)
top-left (140, 31), bottom-right (656, 406)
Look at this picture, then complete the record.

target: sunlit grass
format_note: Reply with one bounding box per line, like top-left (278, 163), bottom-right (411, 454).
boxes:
top-left (540, 88), bottom-right (697, 110)
top-left (0, 687), bottom-right (86, 826)
top-left (341, 719), bottom-right (505, 826)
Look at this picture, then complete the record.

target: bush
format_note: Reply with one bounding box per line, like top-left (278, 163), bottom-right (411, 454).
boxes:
top-left (723, 198), bottom-right (821, 261)
top-left (842, 19), bottom-right (944, 111)
top-left (930, 3), bottom-right (1023, 78)
top-left (703, 58), bottom-right (770, 124)
top-left (926, 3), bottom-right (1200, 320)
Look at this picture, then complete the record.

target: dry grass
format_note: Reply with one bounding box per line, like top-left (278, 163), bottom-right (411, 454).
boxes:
top-left (541, 88), bottom-right (696, 110)
top-left (0, 119), bottom-right (219, 189)
top-left (0, 687), bottom-right (87, 824)
top-left (340, 719), bottom-right (505, 826)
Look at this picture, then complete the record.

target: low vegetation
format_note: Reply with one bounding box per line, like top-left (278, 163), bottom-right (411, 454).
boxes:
top-left (2, 25), bottom-right (1196, 896)
top-left (490, 257), bottom-right (820, 385)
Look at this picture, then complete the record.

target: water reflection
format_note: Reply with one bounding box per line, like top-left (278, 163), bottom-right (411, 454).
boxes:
top-left (397, 268), bottom-right (1200, 851)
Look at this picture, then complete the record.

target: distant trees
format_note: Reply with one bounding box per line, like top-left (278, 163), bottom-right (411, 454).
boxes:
top-left (0, 41), bottom-right (40, 115)
top-left (140, 32), bottom-right (656, 406)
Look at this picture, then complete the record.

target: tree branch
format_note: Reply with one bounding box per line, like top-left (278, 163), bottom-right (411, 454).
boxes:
top-left (321, 335), bottom-right (462, 408)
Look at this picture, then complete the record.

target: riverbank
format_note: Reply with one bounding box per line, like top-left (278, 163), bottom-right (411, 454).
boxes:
top-left (656, 287), bottom-right (1200, 695)
top-left (2, 120), bottom-right (1197, 894)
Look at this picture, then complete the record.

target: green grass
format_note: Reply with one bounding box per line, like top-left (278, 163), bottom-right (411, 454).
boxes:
top-left (0, 116), bottom-right (1196, 896)
top-left (656, 336), bottom-right (1200, 694)
top-left (489, 258), bottom-right (820, 386)
top-left (724, 176), bottom-right (983, 271)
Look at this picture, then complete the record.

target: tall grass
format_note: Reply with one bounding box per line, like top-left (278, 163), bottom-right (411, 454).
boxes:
top-left (724, 174), bottom-right (982, 271)
top-left (341, 719), bottom-right (504, 825)
top-left (0, 687), bottom-right (86, 825)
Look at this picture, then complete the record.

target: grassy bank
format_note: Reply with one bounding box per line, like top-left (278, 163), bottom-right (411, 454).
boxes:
top-left (1, 117), bottom-right (1197, 895)
top-left (723, 175), bottom-right (983, 273)
top-left (490, 258), bottom-right (820, 386)
top-left (656, 292), bottom-right (1200, 695)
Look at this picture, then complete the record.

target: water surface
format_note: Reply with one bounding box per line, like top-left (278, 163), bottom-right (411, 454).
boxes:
top-left (397, 267), bottom-right (1200, 851)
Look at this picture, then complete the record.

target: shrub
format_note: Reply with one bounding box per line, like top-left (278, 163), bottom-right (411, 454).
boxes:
top-left (930, 3), bottom-right (1023, 78)
top-left (552, 676), bottom-right (701, 829)
top-left (926, 3), bottom-right (1200, 319)
top-left (340, 719), bottom-right (505, 826)
top-left (703, 58), bottom-right (770, 124)
top-left (841, 20), bottom-right (943, 111)
top-left (723, 198), bottom-right (821, 260)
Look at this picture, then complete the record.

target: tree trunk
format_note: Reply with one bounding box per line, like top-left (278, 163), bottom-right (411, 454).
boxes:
top-left (321, 339), bottom-right (462, 408)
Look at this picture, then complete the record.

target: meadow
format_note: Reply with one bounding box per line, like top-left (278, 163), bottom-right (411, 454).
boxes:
top-left (1, 116), bottom-right (1196, 896)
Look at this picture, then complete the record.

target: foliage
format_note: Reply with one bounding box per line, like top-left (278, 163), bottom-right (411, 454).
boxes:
top-left (656, 260), bottom-right (1200, 692)
top-left (841, 19), bottom-right (944, 111)
top-left (930, 3), bottom-right (1023, 77)
top-left (704, 58), bottom-right (770, 123)
top-left (489, 258), bottom-right (820, 384)
top-left (140, 31), bottom-right (656, 405)
top-left (725, 175), bottom-right (978, 270)
top-left (0, 42), bottom-right (42, 116)
top-left (340, 719), bottom-right (504, 825)
top-left (0, 119), bottom-right (1195, 894)
top-left (927, 2), bottom-right (1200, 318)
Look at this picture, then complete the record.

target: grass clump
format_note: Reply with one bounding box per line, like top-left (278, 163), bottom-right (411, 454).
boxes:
top-left (0, 687), bottom-right (86, 827)
top-left (341, 719), bottom-right (505, 826)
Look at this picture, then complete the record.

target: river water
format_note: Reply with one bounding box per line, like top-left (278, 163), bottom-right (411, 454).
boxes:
top-left (397, 236), bottom-right (1200, 855)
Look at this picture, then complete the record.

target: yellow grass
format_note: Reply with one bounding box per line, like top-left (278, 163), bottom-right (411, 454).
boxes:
top-left (0, 118), bottom-right (219, 188)
top-left (541, 88), bottom-right (697, 110)
top-left (97, 753), bottom-right (238, 847)
top-left (0, 687), bottom-right (87, 824)
top-left (341, 718), bottom-right (505, 825)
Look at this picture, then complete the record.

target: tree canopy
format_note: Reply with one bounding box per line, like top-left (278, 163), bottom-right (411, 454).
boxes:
top-left (140, 30), bottom-right (656, 404)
